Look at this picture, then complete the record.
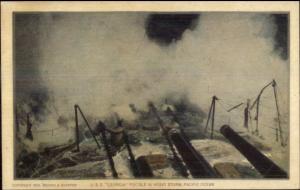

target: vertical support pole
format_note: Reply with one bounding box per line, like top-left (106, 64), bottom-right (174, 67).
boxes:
top-left (244, 99), bottom-right (250, 130)
top-left (248, 108), bottom-right (253, 132)
top-left (74, 105), bottom-right (80, 152)
top-left (205, 96), bottom-right (215, 134)
top-left (272, 80), bottom-right (284, 146)
top-left (211, 96), bottom-right (217, 139)
top-left (204, 100), bottom-right (213, 133)
top-left (251, 80), bottom-right (275, 136)
top-left (255, 97), bottom-right (260, 135)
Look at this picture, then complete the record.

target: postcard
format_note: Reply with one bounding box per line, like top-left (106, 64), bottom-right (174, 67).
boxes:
top-left (1, 1), bottom-right (299, 189)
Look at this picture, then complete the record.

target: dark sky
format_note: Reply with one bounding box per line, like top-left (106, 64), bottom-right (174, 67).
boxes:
top-left (14, 14), bottom-right (44, 94)
top-left (14, 14), bottom-right (50, 121)
top-left (272, 14), bottom-right (288, 60)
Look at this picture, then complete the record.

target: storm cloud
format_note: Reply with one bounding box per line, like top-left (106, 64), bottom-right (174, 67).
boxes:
top-left (145, 14), bottom-right (199, 45)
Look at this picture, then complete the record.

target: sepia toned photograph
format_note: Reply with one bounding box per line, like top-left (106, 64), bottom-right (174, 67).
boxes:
top-left (2, 1), bottom-right (299, 189)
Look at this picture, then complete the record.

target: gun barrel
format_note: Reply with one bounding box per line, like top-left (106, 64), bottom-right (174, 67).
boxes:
top-left (170, 132), bottom-right (218, 178)
top-left (220, 125), bottom-right (287, 178)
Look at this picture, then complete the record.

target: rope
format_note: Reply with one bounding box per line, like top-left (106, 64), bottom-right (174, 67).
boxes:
top-left (217, 101), bottom-right (245, 121)
top-left (227, 102), bottom-right (244, 112)
top-left (258, 104), bottom-right (274, 110)
top-left (32, 126), bottom-right (65, 133)
top-left (217, 98), bottom-right (232, 108)
top-left (213, 96), bottom-right (288, 138)
top-left (216, 100), bottom-right (229, 112)
top-left (254, 124), bottom-right (288, 135)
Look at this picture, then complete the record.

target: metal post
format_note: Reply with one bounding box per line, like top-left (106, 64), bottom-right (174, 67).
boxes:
top-left (250, 81), bottom-right (274, 136)
top-left (211, 97), bottom-right (216, 139)
top-left (255, 97), bottom-right (260, 135)
top-left (74, 105), bottom-right (80, 152)
top-left (210, 96), bottom-right (218, 139)
top-left (204, 99), bottom-right (213, 133)
top-left (244, 100), bottom-right (250, 130)
top-left (272, 80), bottom-right (284, 146)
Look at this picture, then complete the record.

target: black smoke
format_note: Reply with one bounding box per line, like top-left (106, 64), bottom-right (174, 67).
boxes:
top-left (145, 14), bottom-right (199, 46)
top-left (272, 14), bottom-right (288, 60)
top-left (14, 14), bottom-right (51, 123)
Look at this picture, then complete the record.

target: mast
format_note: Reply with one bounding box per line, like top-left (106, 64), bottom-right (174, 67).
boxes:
top-left (272, 80), bottom-right (284, 146)
top-left (205, 96), bottom-right (218, 139)
top-left (74, 105), bottom-right (102, 152)
top-left (250, 81), bottom-right (273, 136)
top-left (74, 105), bottom-right (80, 152)
top-left (244, 100), bottom-right (250, 130)
top-left (250, 80), bottom-right (285, 146)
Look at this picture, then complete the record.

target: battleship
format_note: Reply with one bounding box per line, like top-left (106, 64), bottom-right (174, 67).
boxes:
top-left (15, 79), bottom-right (288, 179)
